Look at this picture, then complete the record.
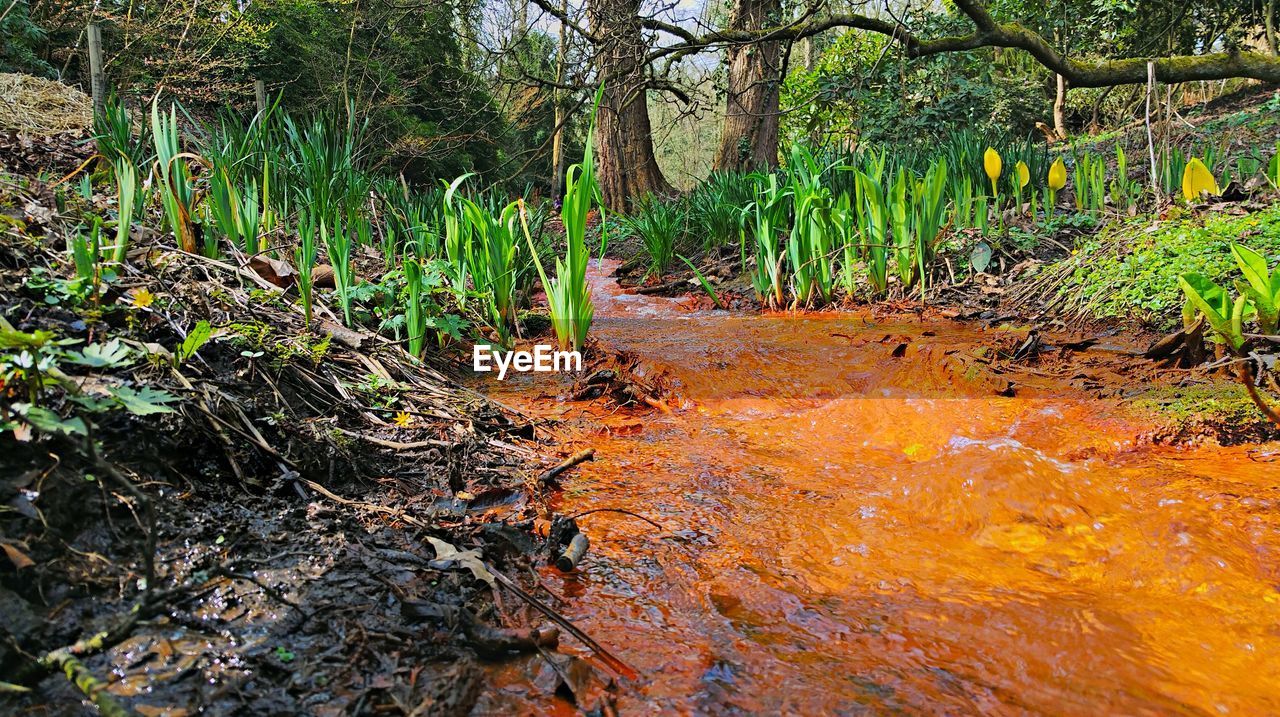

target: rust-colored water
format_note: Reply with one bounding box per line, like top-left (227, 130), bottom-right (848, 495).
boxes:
top-left (485, 262), bottom-right (1280, 715)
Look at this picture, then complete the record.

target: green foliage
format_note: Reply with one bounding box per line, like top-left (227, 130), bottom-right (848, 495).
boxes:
top-left (743, 173), bottom-right (790, 308)
top-left (1109, 144), bottom-right (1142, 212)
top-left (0, 0), bottom-right (54, 76)
top-left (522, 87), bottom-right (602, 354)
top-left (94, 96), bottom-right (149, 168)
top-left (621, 195), bottom-right (683, 277)
top-left (295, 210), bottom-right (318, 327)
top-left (686, 172), bottom-right (753, 249)
top-left (1, 324), bottom-right (178, 441)
top-left (1179, 272), bottom-right (1247, 350)
top-left (781, 15), bottom-right (1049, 150)
top-left (151, 98), bottom-right (199, 253)
top-left (1072, 151), bottom-right (1107, 213)
top-left (1060, 206), bottom-right (1280, 324)
top-left (677, 254), bottom-right (724, 309)
top-left (461, 195), bottom-right (522, 344)
top-left (111, 159), bottom-right (139, 265)
top-left (178, 321), bottom-right (214, 363)
top-left (1230, 244), bottom-right (1280, 334)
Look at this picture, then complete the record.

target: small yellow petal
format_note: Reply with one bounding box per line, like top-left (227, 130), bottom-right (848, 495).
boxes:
top-left (1015, 161), bottom-right (1030, 189)
top-left (131, 288), bottom-right (155, 308)
top-left (393, 411), bottom-right (413, 428)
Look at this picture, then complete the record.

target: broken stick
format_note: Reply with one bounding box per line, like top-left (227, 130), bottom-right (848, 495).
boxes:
top-left (538, 449), bottom-right (595, 484)
top-left (556, 533), bottom-right (590, 572)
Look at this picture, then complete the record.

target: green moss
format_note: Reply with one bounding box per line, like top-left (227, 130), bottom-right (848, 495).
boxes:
top-left (1057, 204), bottom-right (1280, 326)
top-left (227, 321), bottom-right (274, 350)
top-left (1131, 381), bottom-right (1278, 444)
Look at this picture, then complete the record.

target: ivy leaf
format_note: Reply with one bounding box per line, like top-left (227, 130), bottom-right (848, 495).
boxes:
top-left (109, 386), bottom-right (179, 415)
top-left (13, 403), bottom-right (88, 436)
top-left (65, 339), bottom-right (133, 368)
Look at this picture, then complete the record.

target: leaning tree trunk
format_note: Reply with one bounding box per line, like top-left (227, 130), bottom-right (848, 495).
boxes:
top-left (589, 0), bottom-right (671, 211)
top-left (713, 0), bottom-right (785, 173)
top-left (1053, 73), bottom-right (1068, 139)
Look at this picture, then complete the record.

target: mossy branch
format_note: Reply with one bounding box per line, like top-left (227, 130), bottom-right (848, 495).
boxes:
top-left (636, 0), bottom-right (1280, 88)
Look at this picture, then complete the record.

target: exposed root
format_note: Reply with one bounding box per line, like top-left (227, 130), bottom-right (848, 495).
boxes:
top-left (1240, 362), bottom-right (1280, 430)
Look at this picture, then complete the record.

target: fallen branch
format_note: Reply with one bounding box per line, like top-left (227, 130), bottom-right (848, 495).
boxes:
top-left (539, 449), bottom-right (595, 484)
top-left (566, 508), bottom-right (666, 532)
top-left (41, 644), bottom-right (131, 717)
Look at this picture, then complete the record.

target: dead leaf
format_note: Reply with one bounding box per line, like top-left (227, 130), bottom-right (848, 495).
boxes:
top-left (312, 264), bottom-right (335, 289)
top-left (249, 255), bottom-right (298, 288)
top-left (425, 537), bottom-right (495, 589)
top-left (2, 542), bottom-right (35, 570)
top-left (533, 518), bottom-right (552, 538)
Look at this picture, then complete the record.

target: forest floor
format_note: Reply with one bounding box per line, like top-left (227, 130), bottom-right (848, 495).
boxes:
top-left (2, 83), bottom-right (1279, 715)
top-left (1, 168), bottom-right (625, 714)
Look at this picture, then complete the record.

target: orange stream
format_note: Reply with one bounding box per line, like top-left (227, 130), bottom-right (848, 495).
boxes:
top-left (485, 262), bottom-right (1280, 715)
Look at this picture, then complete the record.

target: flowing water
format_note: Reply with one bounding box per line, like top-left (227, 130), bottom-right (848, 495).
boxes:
top-left (486, 262), bottom-right (1280, 715)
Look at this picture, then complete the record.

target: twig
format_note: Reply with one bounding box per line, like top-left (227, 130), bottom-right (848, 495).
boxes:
top-left (566, 508), bottom-right (666, 532)
top-left (335, 427), bottom-right (450, 450)
top-left (487, 566), bottom-right (638, 680)
top-left (1240, 362), bottom-right (1280, 430)
top-left (538, 448), bottom-right (595, 484)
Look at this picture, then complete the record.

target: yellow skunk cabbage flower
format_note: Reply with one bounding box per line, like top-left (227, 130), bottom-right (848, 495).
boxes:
top-left (1181, 158), bottom-right (1220, 202)
top-left (1015, 161), bottom-right (1030, 189)
top-left (984, 147), bottom-right (1002, 195)
top-left (1047, 158), bottom-right (1067, 191)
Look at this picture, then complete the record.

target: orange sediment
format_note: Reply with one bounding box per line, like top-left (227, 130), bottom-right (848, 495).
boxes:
top-left (482, 261), bottom-right (1280, 714)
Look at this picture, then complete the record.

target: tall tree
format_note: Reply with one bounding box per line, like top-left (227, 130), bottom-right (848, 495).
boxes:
top-left (713, 0), bottom-right (786, 172)
top-left (588, 0), bottom-right (673, 210)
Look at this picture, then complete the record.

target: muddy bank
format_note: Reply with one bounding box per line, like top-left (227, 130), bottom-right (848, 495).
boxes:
top-left (478, 261), bottom-right (1280, 714)
top-left (0, 180), bottom-right (623, 715)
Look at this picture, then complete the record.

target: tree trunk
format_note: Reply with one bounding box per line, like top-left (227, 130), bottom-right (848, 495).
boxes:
top-left (713, 0), bottom-right (784, 173)
top-left (1267, 0), bottom-right (1278, 57)
top-left (1053, 73), bottom-right (1068, 139)
top-left (551, 0), bottom-right (569, 201)
top-left (589, 0), bottom-right (671, 211)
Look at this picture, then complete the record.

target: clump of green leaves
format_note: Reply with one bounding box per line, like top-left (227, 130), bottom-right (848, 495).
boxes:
top-left (620, 194), bottom-right (683, 278)
top-left (1, 322), bottom-right (179, 440)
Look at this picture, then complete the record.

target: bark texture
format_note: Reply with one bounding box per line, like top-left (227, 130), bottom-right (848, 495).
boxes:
top-left (713, 0), bottom-right (785, 172)
top-left (1053, 73), bottom-right (1068, 139)
top-left (589, 0), bottom-right (671, 210)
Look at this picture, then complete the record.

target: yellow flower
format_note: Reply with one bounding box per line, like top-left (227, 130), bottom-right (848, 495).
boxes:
top-left (131, 288), bottom-right (155, 308)
top-left (1181, 158), bottom-right (1220, 202)
top-left (1047, 158), bottom-right (1067, 191)
top-left (1015, 161), bottom-right (1030, 189)
top-left (984, 147), bottom-right (1002, 194)
top-left (393, 411), bottom-right (413, 428)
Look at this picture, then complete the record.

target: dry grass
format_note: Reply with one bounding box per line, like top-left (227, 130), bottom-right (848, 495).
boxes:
top-left (0, 73), bottom-right (93, 134)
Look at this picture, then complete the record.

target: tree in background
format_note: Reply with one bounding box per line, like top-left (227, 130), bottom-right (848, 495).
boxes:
top-left (713, 0), bottom-right (785, 172)
top-left (1, 0), bottom-right (56, 77)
